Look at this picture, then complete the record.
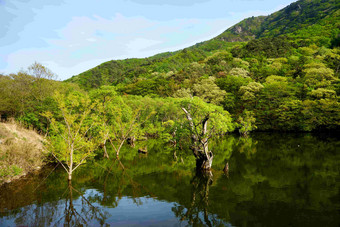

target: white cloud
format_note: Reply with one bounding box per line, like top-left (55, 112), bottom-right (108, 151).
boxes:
top-left (127, 0), bottom-right (211, 6)
top-left (4, 14), bottom-right (238, 79)
top-left (126, 38), bottom-right (163, 52)
top-left (1, 0), bottom-right (296, 80)
top-left (86, 38), bottom-right (97, 42)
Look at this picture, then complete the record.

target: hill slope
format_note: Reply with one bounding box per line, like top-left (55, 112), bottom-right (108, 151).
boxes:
top-left (66, 0), bottom-right (339, 90)
top-left (0, 122), bottom-right (46, 185)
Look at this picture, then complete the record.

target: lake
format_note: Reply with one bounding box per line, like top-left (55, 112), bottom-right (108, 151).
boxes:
top-left (0, 132), bottom-right (339, 226)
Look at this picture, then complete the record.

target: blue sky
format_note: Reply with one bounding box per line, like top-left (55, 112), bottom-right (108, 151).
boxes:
top-left (0, 0), bottom-right (297, 80)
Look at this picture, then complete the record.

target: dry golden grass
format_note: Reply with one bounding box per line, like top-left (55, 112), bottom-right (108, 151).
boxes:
top-left (0, 121), bottom-right (47, 184)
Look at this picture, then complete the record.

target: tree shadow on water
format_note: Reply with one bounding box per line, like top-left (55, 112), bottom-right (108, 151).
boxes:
top-left (172, 171), bottom-right (228, 227)
top-left (57, 180), bottom-right (109, 227)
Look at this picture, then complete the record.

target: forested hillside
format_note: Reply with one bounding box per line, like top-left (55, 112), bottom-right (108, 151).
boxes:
top-left (67, 0), bottom-right (339, 88)
top-left (1, 0), bottom-right (339, 134)
top-left (62, 0), bottom-right (340, 132)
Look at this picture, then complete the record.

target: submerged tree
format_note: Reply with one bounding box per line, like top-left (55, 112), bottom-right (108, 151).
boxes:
top-left (180, 97), bottom-right (234, 171)
top-left (107, 96), bottom-right (155, 159)
top-left (90, 86), bottom-right (116, 158)
top-left (43, 91), bottom-right (99, 180)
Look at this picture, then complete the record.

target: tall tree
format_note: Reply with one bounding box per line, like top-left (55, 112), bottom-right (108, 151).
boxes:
top-left (180, 97), bottom-right (234, 171)
top-left (43, 91), bottom-right (98, 180)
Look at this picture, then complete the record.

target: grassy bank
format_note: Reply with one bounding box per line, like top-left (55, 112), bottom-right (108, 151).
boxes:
top-left (0, 121), bottom-right (47, 185)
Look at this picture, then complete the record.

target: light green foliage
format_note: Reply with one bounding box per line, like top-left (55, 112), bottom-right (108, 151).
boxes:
top-left (232, 58), bottom-right (250, 69)
top-left (192, 77), bottom-right (227, 105)
top-left (301, 99), bottom-right (340, 131)
top-left (105, 96), bottom-right (156, 157)
top-left (89, 85), bottom-right (116, 104)
top-left (205, 51), bottom-right (233, 66)
top-left (298, 46), bottom-right (318, 56)
top-left (173, 88), bottom-right (192, 98)
top-left (239, 82), bottom-right (264, 102)
top-left (160, 120), bottom-right (175, 142)
top-left (43, 91), bottom-right (99, 179)
top-left (117, 97), bottom-right (182, 141)
top-left (266, 57), bottom-right (288, 75)
top-left (237, 110), bottom-right (257, 136)
top-left (229, 67), bottom-right (250, 78)
top-left (317, 46), bottom-right (332, 56)
top-left (265, 75), bottom-right (287, 83)
top-left (262, 75), bottom-right (296, 101)
top-left (202, 51), bottom-right (233, 75)
top-left (89, 85), bottom-right (117, 157)
top-left (179, 97), bottom-right (234, 136)
top-left (324, 49), bottom-right (340, 77)
top-left (309, 88), bottom-right (337, 99)
top-left (303, 62), bottom-right (337, 88)
top-left (177, 97), bottom-right (234, 168)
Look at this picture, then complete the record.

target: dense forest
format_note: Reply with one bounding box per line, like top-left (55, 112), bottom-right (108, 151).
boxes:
top-left (66, 0), bottom-right (340, 132)
top-left (0, 0), bottom-right (339, 179)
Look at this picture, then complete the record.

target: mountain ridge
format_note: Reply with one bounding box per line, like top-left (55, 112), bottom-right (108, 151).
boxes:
top-left (67, 0), bottom-right (340, 89)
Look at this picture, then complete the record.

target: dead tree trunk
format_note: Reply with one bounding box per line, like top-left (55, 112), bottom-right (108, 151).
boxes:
top-left (182, 107), bottom-right (213, 171)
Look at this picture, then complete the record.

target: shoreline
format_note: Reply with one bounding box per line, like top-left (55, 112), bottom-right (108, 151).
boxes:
top-left (0, 122), bottom-right (48, 186)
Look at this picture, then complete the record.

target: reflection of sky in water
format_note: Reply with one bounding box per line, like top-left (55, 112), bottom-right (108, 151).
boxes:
top-left (102, 196), bottom-right (185, 226)
top-left (0, 190), bottom-right (233, 226)
top-left (1, 190), bottom-right (192, 226)
top-left (82, 189), bottom-right (186, 225)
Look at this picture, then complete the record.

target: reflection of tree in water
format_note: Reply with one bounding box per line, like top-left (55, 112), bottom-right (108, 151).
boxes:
top-left (88, 159), bottom-right (148, 208)
top-left (172, 172), bottom-right (227, 227)
top-left (10, 202), bottom-right (58, 226)
top-left (237, 136), bottom-right (257, 157)
top-left (59, 180), bottom-right (109, 226)
top-left (9, 180), bottom-right (109, 226)
top-left (3, 133), bottom-right (338, 226)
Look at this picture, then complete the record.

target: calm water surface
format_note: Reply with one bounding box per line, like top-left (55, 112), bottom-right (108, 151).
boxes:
top-left (0, 133), bottom-right (339, 226)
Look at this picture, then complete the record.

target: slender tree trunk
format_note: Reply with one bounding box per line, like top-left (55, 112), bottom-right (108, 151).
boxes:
top-left (68, 147), bottom-right (73, 181)
top-left (223, 162), bottom-right (229, 177)
top-left (116, 139), bottom-right (125, 159)
top-left (103, 139), bottom-right (109, 159)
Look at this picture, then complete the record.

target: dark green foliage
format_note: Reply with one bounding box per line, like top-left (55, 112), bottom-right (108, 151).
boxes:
top-left (66, 49), bottom-right (208, 89)
top-left (231, 36), bottom-right (297, 58)
top-left (258, 0), bottom-right (340, 38)
top-left (0, 63), bottom-right (82, 132)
